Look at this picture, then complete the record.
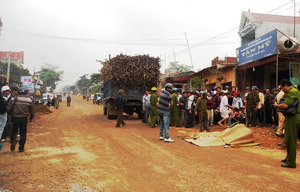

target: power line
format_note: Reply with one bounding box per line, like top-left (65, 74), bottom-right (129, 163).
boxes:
top-left (166, 0), bottom-right (298, 59)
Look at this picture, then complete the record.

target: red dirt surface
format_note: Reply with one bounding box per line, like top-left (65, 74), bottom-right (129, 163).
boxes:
top-left (0, 96), bottom-right (299, 191)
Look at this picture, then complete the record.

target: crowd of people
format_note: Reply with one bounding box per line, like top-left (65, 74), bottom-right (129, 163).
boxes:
top-left (135, 79), bottom-right (300, 168)
top-left (140, 83), bottom-right (300, 133)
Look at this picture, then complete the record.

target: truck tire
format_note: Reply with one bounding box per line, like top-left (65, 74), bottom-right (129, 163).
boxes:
top-left (138, 111), bottom-right (143, 119)
top-left (104, 107), bottom-right (107, 115)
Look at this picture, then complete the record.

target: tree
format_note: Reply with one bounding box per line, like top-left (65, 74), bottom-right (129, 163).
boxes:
top-left (89, 73), bottom-right (101, 85)
top-left (76, 74), bottom-right (90, 94)
top-left (38, 64), bottom-right (63, 90)
top-left (168, 61), bottom-right (193, 73)
top-left (191, 76), bottom-right (202, 90)
top-left (0, 62), bottom-right (31, 86)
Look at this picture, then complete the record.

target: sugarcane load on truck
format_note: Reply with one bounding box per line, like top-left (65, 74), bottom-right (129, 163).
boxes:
top-left (101, 54), bottom-right (160, 119)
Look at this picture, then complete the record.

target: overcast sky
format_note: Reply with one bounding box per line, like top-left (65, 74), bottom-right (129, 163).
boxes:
top-left (0, 0), bottom-right (298, 90)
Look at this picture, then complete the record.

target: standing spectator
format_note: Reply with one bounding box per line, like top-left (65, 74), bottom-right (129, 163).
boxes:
top-left (218, 92), bottom-right (232, 128)
top-left (185, 92), bottom-right (195, 128)
top-left (257, 88), bottom-right (265, 126)
top-left (150, 87), bottom-right (158, 128)
top-left (273, 79), bottom-right (300, 168)
top-left (0, 88), bottom-right (8, 150)
top-left (206, 93), bottom-right (214, 126)
top-left (243, 86), bottom-right (251, 105)
top-left (67, 94), bottom-right (71, 107)
top-left (1, 86), bottom-right (10, 142)
top-left (272, 88), bottom-right (279, 128)
top-left (115, 89), bottom-right (126, 127)
top-left (232, 92), bottom-right (243, 110)
top-left (264, 88), bottom-right (273, 126)
top-left (245, 86), bottom-right (260, 127)
top-left (275, 88), bottom-right (285, 137)
top-left (8, 89), bottom-right (34, 152)
top-left (213, 92), bottom-right (222, 124)
top-left (158, 83), bottom-right (174, 142)
top-left (179, 92), bottom-right (187, 127)
top-left (170, 88), bottom-right (180, 127)
top-left (142, 90), bottom-right (151, 124)
top-left (195, 92), bottom-right (209, 131)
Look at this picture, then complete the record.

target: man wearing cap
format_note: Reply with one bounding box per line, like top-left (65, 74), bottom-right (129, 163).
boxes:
top-left (245, 86), bottom-right (260, 127)
top-left (115, 89), bottom-right (126, 127)
top-left (274, 79), bottom-right (300, 168)
top-left (0, 86), bottom-right (11, 143)
top-left (150, 87), bottom-right (158, 128)
top-left (170, 88), bottom-right (180, 127)
top-left (8, 89), bottom-right (34, 152)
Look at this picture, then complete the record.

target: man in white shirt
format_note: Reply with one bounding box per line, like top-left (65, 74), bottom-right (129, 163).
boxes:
top-left (218, 92), bottom-right (232, 128)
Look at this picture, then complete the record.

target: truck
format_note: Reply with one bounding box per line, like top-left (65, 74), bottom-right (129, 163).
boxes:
top-left (103, 81), bottom-right (144, 119)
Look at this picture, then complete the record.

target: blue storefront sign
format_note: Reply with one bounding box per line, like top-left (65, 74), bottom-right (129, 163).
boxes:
top-left (237, 30), bottom-right (277, 66)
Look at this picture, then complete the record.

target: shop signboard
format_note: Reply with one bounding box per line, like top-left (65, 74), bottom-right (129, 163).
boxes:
top-left (237, 30), bottom-right (277, 66)
top-left (20, 76), bottom-right (34, 92)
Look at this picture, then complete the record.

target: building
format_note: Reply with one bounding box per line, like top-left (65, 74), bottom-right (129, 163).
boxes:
top-left (0, 51), bottom-right (24, 67)
top-left (165, 71), bottom-right (195, 92)
top-left (237, 12), bottom-right (300, 92)
top-left (191, 56), bottom-right (237, 90)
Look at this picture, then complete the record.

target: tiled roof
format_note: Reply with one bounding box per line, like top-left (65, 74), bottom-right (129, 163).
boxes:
top-left (244, 12), bottom-right (300, 24)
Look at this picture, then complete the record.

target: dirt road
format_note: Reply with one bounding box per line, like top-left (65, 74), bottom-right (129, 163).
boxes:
top-left (0, 96), bottom-right (300, 192)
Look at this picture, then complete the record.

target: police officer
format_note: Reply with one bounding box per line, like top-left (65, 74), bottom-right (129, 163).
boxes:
top-left (150, 87), bottom-right (158, 128)
top-left (170, 88), bottom-right (180, 127)
top-left (274, 79), bottom-right (300, 168)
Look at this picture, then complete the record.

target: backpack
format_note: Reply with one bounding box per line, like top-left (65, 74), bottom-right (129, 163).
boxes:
top-left (0, 93), bottom-right (8, 114)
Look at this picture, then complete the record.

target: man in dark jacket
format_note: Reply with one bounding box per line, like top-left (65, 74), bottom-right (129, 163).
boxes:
top-left (8, 89), bottom-right (34, 152)
top-left (115, 89), bottom-right (126, 127)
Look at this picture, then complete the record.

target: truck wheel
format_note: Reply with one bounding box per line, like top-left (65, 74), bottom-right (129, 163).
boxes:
top-left (104, 107), bottom-right (107, 115)
top-left (138, 111), bottom-right (143, 119)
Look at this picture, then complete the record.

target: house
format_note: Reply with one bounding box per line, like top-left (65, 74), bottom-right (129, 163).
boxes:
top-left (0, 51), bottom-right (24, 67)
top-left (237, 12), bottom-right (300, 92)
top-left (191, 57), bottom-right (237, 90)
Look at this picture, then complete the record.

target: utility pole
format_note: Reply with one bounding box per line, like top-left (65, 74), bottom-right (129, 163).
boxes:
top-left (164, 53), bottom-right (167, 71)
top-left (6, 51), bottom-right (11, 83)
top-left (184, 32), bottom-right (194, 71)
top-left (172, 47), bottom-right (177, 62)
top-left (294, 0), bottom-right (296, 37)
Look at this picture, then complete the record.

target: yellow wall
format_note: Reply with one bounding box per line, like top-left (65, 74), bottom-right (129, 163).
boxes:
top-left (202, 66), bottom-right (236, 88)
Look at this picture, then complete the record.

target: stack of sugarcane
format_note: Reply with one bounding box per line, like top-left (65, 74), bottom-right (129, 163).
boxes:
top-left (101, 54), bottom-right (160, 89)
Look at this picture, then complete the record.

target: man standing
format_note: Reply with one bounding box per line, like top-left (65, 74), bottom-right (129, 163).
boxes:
top-left (158, 83), bottom-right (174, 142)
top-left (115, 89), bottom-right (126, 127)
top-left (179, 92), bottom-right (187, 127)
top-left (8, 89), bottom-right (34, 152)
top-left (264, 88), bottom-right (273, 126)
top-left (142, 90), bottom-right (151, 124)
top-left (150, 87), bottom-right (158, 128)
top-left (0, 86), bottom-right (9, 150)
top-left (195, 92), bottom-right (208, 132)
top-left (185, 92), bottom-right (195, 128)
top-left (257, 88), bottom-right (265, 126)
top-left (274, 79), bottom-right (300, 168)
top-left (276, 88), bottom-right (285, 137)
top-left (170, 88), bottom-right (180, 127)
top-left (245, 86), bottom-right (260, 127)
top-left (1, 86), bottom-right (11, 142)
top-left (67, 94), bottom-right (71, 107)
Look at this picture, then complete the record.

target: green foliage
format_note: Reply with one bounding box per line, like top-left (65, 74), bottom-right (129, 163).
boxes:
top-left (0, 62), bottom-right (31, 85)
top-left (168, 61), bottom-right (192, 72)
top-left (191, 76), bottom-right (202, 90)
top-left (89, 73), bottom-right (101, 85)
top-left (76, 74), bottom-right (90, 93)
top-left (90, 85), bottom-right (102, 94)
top-left (38, 64), bottom-right (63, 90)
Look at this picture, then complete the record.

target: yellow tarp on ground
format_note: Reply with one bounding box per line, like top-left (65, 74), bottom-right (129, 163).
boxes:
top-left (182, 124), bottom-right (255, 147)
